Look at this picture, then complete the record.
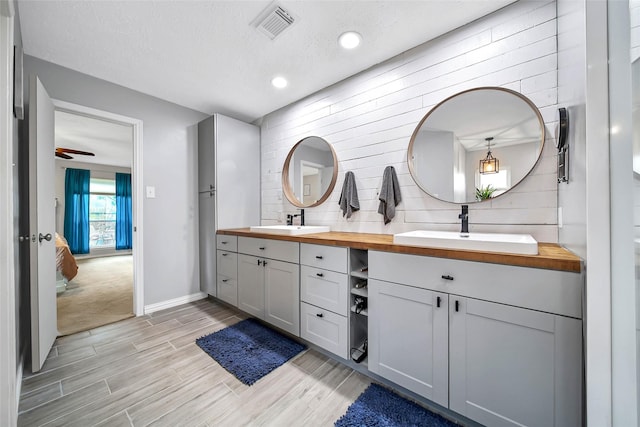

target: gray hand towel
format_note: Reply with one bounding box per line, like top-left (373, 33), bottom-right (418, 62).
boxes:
top-left (378, 166), bottom-right (402, 224)
top-left (338, 171), bottom-right (360, 218)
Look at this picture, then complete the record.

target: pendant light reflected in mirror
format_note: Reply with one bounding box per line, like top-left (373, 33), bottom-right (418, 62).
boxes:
top-left (479, 137), bottom-right (499, 174)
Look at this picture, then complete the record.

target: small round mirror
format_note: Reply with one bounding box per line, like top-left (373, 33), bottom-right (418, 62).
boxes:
top-left (408, 87), bottom-right (545, 203)
top-left (282, 136), bottom-right (338, 208)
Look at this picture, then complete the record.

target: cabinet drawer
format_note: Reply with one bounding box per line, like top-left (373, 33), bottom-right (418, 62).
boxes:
top-left (300, 302), bottom-right (348, 360)
top-left (217, 250), bottom-right (237, 279)
top-left (369, 251), bottom-right (582, 319)
top-left (300, 265), bottom-right (348, 316)
top-left (217, 275), bottom-right (237, 307)
top-left (217, 235), bottom-right (238, 252)
top-left (238, 237), bottom-right (299, 263)
top-left (300, 244), bottom-right (348, 273)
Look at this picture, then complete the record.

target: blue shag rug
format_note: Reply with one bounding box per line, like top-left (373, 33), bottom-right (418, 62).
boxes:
top-left (335, 384), bottom-right (459, 427)
top-left (195, 318), bottom-right (306, 386)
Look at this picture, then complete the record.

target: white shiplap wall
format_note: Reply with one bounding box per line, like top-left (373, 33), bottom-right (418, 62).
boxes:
top-left (260, 0), bottom-right (559, 242)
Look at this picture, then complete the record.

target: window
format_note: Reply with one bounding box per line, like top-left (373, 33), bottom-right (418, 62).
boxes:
top-left (89, 177), bottom-right (116, 249)
top-left (476, 167), bottom-right (511, 198)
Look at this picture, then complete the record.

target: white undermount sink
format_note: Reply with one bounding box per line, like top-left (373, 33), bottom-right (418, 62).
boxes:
top-left (249, 225), bottom-right (331, 236)
top-left (393, 230), bottom-right (538, 255)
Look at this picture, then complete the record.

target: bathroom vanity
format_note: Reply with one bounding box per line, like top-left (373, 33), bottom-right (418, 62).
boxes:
top-left (215, 228), bottom-right (583, 427)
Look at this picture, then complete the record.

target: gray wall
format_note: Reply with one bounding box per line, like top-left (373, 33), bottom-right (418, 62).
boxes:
top-left (557, 0), bottom-right (587, 259)
top-left (24, 56), bottom-right (208, 305)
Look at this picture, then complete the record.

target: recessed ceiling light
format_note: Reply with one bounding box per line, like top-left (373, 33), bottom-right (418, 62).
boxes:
top-left (271, 76), bottom-right (288, 89)
top-left (338, 31), bottom-right (362, 49)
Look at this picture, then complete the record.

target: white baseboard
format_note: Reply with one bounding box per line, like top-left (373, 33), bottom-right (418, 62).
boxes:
top-left (144, 292), bottom-right (208, 314)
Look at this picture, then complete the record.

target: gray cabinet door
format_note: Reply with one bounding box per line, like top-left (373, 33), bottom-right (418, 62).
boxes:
top-left (197, 116), bottom-right (215, 193)
top-left (198, 192), bottom-right (216, 296)
top-left (264, 259), bottom-right (300, 336)
top-left (369, 279), bottom-right (449, 407)
top-left (449, 297), bottom-right (582, 427)
top-left (237, 254), bottom-right (265, 319)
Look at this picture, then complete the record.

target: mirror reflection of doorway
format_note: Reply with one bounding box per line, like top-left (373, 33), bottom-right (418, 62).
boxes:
top-left (54, 108), bottom-right (136, 336)
top-left (301, 160), bottom-right (325, 205)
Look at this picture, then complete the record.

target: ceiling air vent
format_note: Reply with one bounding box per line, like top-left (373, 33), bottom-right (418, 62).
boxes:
top-left (255, 4), bottom-right (295, 40)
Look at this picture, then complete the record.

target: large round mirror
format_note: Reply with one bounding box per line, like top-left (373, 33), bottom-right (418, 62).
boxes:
top-left (408, 87), bottom-right (545, 203)
top-left (282, 136), bottom-right (338, 208)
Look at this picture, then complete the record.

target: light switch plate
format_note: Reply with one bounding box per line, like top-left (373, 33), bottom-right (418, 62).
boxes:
top-left (146, 186), bottom-right (156, 198)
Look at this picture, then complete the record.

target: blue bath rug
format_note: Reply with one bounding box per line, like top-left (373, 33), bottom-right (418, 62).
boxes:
top-left (335, 384), bottom-right (459, 427)
top-left (195, 318), bottom-right (306, 386)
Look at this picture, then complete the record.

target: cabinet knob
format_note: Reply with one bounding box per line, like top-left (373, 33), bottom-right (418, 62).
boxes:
top-left (316, 313), bottom-right (324, 318)
top-left (316, 272), bottom-right (324, 277)
top-left (315, 255), bottom-right (323, 260)
top-left (441, 275), bottom-right (454, 281)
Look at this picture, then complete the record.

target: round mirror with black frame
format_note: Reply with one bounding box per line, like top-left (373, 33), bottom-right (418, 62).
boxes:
top-left (407, 87), bottom-right (545, 204)
top-left (282, 136), bottom-right (338, 208)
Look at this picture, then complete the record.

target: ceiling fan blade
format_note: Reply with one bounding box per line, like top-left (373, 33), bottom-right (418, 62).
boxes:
top-left (55, 151), bottom-right (73, 159)
top-left (56, 147), bottom-right (95, 156)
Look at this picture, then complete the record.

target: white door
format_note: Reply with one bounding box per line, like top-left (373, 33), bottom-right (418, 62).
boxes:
top-left (449, 297), bottom-right (582, 427)
top-left (28, 76), bottom-right (57, 372)
top-left (368, 279), bottom-right (449, 407)
top-left (264, 259), bottom-right (300, 335)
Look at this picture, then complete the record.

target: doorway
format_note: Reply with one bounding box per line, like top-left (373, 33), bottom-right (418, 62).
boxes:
top-left (51, 100), bottom-right (144, 332)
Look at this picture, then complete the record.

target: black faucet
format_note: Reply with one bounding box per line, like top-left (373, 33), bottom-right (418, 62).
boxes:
top-left (287, 209), bottom-right (305, 226)
top-left (458, 205), bottom-right (469, 235)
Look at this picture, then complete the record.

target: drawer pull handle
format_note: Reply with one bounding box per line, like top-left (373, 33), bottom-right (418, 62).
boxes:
top-left (222, 253), bottom-right (228, 256)
top-left (455, 300), bottom-right (460, 312)
top-left (436, 296), bottom-right (441, 308)
top-left (222, 279), bottom-right (228, 283)
top-left (315, 255), bottom-right (323, 260)
top-left (441, 275), bottom-right (454, 281)
top-left (259, 247), bottom-right (265, 250)
top-left (316, 273), bottom-right (324, 277)
top-left (221, 241), bottom-right (227, 244)
top-left (316, 313), bottom-right (324, 318)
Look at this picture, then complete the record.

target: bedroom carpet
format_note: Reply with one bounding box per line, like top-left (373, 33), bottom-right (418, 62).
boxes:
top-left (57, 255), bottom-right (134, 336)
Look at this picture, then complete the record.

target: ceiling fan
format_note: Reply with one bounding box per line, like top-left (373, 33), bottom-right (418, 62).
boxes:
top-left (55, 147), bottom-right (95, 160)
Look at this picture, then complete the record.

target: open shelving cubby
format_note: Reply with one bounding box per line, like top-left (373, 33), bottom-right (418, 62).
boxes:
top-left (349, 248), bottom-right (368, 366)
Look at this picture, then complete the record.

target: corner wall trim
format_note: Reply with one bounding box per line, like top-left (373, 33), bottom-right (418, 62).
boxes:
top-left (144, 292), bottom-right (208, 314)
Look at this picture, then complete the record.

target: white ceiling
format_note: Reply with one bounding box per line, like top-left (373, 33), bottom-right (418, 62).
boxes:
top-left (18, 0), bottom-right (515, 124)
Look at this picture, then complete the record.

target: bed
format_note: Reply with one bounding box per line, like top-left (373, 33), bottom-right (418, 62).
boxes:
top-left (55, 233), bottom-right (78, 292)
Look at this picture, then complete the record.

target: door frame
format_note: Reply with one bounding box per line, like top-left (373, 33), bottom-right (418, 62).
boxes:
top-left (53, 100), bottom-right (144, 315)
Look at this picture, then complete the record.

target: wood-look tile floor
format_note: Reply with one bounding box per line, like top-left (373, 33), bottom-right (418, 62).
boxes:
top-left (18, 298), bottom-right (371, 426)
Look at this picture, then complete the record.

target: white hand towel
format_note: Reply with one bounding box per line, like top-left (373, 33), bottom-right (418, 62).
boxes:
top-left (338, 171), bottom-right (360, 218)
top-left (378, 166), bottom-right (401, 224)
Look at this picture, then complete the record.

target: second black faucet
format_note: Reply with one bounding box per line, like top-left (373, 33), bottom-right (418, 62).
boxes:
top-left (287, 209), bottom-right (305, 226)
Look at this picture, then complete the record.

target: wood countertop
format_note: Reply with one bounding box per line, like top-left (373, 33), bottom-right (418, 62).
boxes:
top-left (218, 229), bottom-right (582, 273)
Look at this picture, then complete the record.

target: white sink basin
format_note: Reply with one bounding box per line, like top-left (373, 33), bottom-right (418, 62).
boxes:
top-left (249, 225), bottom-right (330, 236)
top-left (393, 230), bottom-right (538, 255)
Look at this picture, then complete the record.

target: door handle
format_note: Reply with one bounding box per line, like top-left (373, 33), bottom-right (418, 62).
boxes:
top-left (436, 296), bottom-right (441, 308)
top-left (38, 233), bottom-right (52, 243)
top-left (257, 259), bottom-right (262, 266)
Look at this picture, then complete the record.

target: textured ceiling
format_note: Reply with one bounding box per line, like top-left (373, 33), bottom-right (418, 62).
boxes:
top-left (18, 0), bottom-right (515, 123)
